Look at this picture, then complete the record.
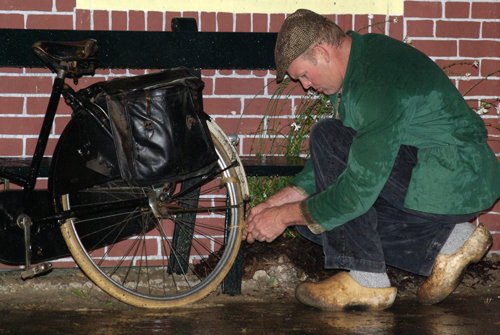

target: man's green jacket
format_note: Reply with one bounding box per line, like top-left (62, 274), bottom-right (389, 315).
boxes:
top-left (293, 32), bottom-right (500, 231)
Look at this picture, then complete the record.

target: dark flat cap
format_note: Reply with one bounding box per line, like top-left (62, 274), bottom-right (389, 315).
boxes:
top-left (274, 9), bottom-right (328, 82)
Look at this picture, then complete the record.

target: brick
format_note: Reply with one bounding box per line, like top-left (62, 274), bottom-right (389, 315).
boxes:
top-left (217, 12), bottom-right (233, 32)
top-left (0, 0), bottom-right (52, 11)
top-left (405, 1), bottom-right (442, 18)
top-left (218, 69), bottom-right (233, 76)
top-left (487, 137), bottom-right (500, 154)
top-left (435, 59), bottom-right (479, 77)
top-left (270, 14), bottom-right (285, 33)
top-left (0, 97), bottom-right (24, 114)
top-left (26, 97), bottom-right (49, 115)
top-left (483, 21), bottom-right (500, 39)
top-left (0, 138), bottom-right (22, 155)
top-left (0, 14), bottom-right (24, 28)
top-left (26, 14), bottom-right (74, 30)
top-left (66, 76), bottom-right (104, 91)
top-left (106, 238), bottom-right (158, 258)
top-left (26, 137), bottom-right (58, 156)
top-left (48, 261), bottom-right (76, 268)
top-left (253, 13), bottom-right (268, 33)
top-left (412, 39), bottom-right (457, 57)
top-left (146, 11), bottom-right (163, 31)
top-left (25, 68), bottom-right (51, 75)
top-left (56, 0), bottom-right (76, 12)
top-left (337, 14), bottom-right (353, 32)
top-left (196, 217), bottom-right (225, 236)
top-left (26, 97), bottom-right (72, 116)
top-left (458, 78), bottom-right (500, 97)
top-left (215, 78), bottom-right (265, 95)
top-left (407, 20), bottom-right (435, 37)
top-left (471, 2), bottom-right (499, 19)
top-left (111, 11), bottom-right (127, 31)
top-left (129, 10), bottom-right (145, 31)
top-left (200, 12), bottom-right (216, 32)
top-left (214, 116), bottom-right (263, 136)
top-left (243, 97), bottom-right (292, 116)
top-left (234, 70), bottom-right (252, 76)
top-left (201, 69), bottom-right (216, 77)
top-left (0, 68), bottom-right (23, 74)
top-left (235, 13), bottom-right (251, 32)
top-left (267, 78), bottom-right (307, 96)
top-left (241, 136), bottom-right (288, 156)
top-left (354, 15), bottom-right (369, 33)
top-left (371, 15), bottom-right (389, 34)
top-left (109, 68), bottom-right (127, 75)
top-left (253, 70), bottom-right (269, 78)
top-left (460, 40), bottom-right (500, 58)
top-left (266, 116), bottom-right (295, 135)
top-left (0, 116), bottom-right (43, 135)
top-left (436, 21), bottom-right (480, 38)
top-left (481, 59), bottom-right (500, 77)
top-left (75, 9), bottom-right (91, 30)
top-left (445, 2), bottom-right (470, 18)
top-left (389, 17), bottom-right (404, 41)
top-left (0, 76), bottom-right (52, 94)
top-left (492, 234), bottom-right (500, 252)
top-left (204, 97), bottom-right (242, 115)
top-left (93, 10), bottom-right (109, 30)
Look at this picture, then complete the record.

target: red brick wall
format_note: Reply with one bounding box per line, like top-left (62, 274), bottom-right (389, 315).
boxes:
top-left (0, 0), bottom-right (498, 260)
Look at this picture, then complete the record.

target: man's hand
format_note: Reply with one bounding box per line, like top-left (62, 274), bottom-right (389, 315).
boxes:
top-left (244, 202), bottom-right (304, 243)
top-left (242, 186), bottom-right (308, 243)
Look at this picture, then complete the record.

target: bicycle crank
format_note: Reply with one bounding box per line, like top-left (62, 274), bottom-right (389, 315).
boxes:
top-left (17, 214), bottom-right (53, 280)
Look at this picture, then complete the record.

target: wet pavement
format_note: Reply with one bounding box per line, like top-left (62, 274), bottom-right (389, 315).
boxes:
top-left (1, 295), bottom-right (498, 335)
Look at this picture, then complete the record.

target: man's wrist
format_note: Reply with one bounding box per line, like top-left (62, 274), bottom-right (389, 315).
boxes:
top-left (299, 200), bottom-right (325, 234)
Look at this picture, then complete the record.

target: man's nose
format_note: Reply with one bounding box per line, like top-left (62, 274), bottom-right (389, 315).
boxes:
top-left (299, 78), bottom-right (311, 89)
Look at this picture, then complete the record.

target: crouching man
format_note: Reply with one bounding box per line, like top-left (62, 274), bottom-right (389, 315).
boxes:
top-left (243, 9), bottom-right (499, 311)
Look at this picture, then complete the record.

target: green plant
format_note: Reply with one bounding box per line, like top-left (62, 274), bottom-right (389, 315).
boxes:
top-left (247, 78), bottom-right (334, 207)
top-left (249, 78), bottom-right (335, 159)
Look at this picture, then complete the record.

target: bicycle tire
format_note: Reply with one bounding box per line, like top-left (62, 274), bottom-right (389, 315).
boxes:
top-left (54, 120), bottom-right (248, 308)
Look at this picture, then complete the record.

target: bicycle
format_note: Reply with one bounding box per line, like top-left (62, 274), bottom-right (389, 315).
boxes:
top-left (0, 39), bottom-right (249, 308)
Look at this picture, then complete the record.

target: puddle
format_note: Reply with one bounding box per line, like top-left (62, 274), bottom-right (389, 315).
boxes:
top-left (0, 296), bottom-right (498, 335)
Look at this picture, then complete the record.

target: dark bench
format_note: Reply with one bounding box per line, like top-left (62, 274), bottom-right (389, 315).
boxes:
top-left (0, 18), bottom-right (306, 295)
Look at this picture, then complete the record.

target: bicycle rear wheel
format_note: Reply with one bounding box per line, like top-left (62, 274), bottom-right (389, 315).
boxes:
top-left (53, 121), bottom-right (248, 308)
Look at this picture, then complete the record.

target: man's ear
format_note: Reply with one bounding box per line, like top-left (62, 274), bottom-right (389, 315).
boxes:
top-left (312, 44), bottom-right (331, 64)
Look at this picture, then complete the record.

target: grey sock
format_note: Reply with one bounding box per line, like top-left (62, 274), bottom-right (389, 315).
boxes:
top-left (349, 270), bottom-right (391, 288)
top-left (440, 222), bottom-right (476, 255)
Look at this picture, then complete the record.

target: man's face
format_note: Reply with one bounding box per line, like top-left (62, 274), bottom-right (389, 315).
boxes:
top-left (287, 47), bottom-right (343, 95)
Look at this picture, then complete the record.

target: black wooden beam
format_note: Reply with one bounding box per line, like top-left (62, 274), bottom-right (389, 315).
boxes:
top-left (0, 29), bottom-right (277, 70)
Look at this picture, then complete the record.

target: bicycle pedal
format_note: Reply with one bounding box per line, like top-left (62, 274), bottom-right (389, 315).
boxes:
top-left (21, 262), bottom-right (53, 280)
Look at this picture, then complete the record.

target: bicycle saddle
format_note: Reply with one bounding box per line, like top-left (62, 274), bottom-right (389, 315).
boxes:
top-left (32, 39), bottom-right (98, 79)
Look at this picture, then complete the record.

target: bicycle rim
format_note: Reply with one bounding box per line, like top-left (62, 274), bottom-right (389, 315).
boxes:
top-left (57, 123), bottom-right (247, 308)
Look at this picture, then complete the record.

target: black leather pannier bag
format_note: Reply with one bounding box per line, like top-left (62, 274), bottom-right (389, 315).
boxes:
top-left (92, 67), bottom-right (218, 186)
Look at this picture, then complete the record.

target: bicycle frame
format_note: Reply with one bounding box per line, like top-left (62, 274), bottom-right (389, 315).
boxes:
top-left (0, 74), bottom-right (64, 191)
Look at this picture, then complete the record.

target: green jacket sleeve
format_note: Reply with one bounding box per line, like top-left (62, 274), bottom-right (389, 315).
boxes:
top-left (290, 158), bottom-right (316, 195)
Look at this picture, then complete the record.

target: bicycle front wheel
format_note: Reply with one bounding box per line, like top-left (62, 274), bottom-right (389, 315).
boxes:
top-left (53, 120), bottom-right (248, 308)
